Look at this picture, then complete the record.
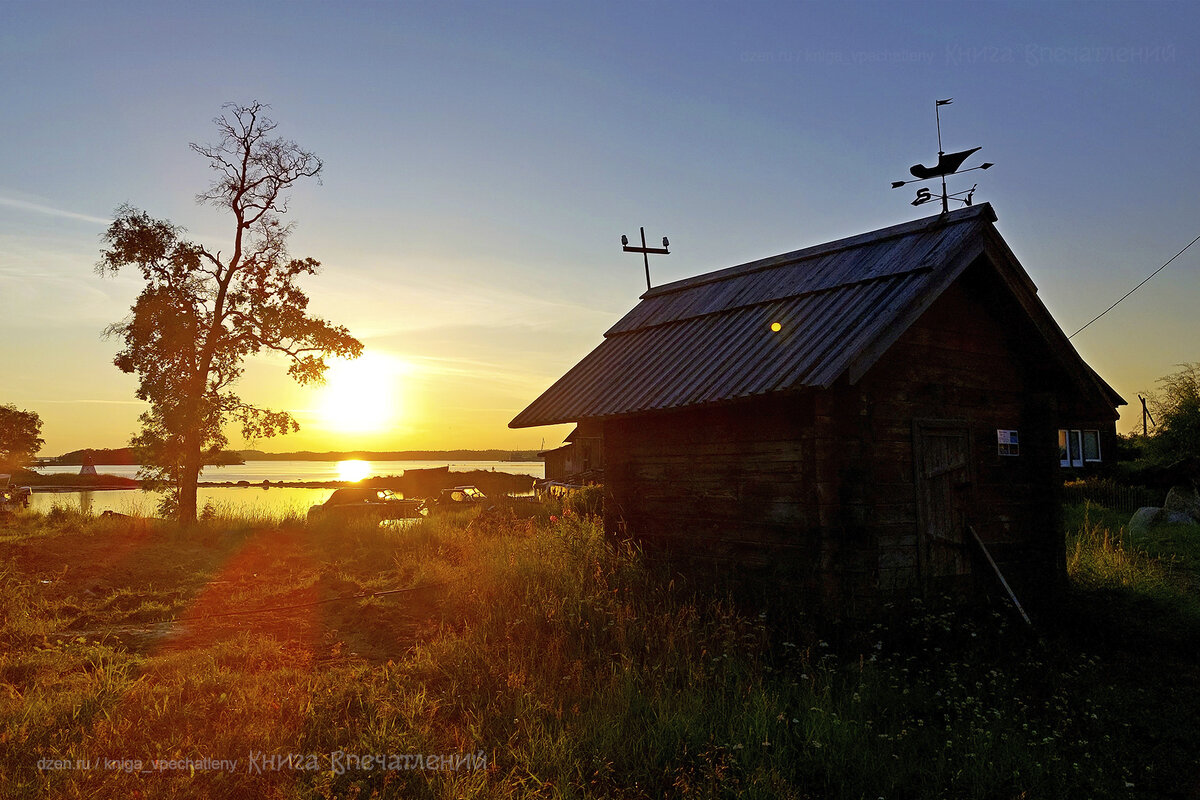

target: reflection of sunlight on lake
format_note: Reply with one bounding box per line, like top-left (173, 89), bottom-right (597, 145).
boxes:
top-left (28, 459), bottom-right (545, 520)
top-left (29, 487), bottom-right (337, 521)
top-left (336, 460), bottom-right (371, 482)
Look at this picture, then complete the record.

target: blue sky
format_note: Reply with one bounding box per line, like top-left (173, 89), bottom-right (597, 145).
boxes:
top-left (1, 1), bottom-right (1197, 454)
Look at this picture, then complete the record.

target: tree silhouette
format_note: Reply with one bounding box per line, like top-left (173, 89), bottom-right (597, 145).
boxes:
top-left (0, 404), bottom-right (43, 471)
top-left (99, 102), bottom-right (362, 523)
top-left (1146, 362), bottom-right (1200, 467)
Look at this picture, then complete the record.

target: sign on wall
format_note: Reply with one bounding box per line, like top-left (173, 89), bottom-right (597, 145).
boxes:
top-left (996, 429), bottom-right (1020, 456)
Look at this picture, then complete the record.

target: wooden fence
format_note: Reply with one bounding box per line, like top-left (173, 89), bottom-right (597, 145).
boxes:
top-left (1061, 481), bottom-right (1163, 513)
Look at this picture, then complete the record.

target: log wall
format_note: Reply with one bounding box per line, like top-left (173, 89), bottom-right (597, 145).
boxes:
top-left (602, 260), bottom-right (1119, 611)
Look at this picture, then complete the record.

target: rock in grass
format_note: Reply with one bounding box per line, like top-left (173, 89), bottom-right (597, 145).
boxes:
top-left (1129, 507), bottom-right (1163, 534)
top-left (1129, 504), bottom-right (1199, 533)
top-left (1163, 485), bottom-right (1200, 523)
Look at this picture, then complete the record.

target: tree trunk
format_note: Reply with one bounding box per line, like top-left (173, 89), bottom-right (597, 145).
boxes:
top-left (178, 435), bottom-right (202, 526)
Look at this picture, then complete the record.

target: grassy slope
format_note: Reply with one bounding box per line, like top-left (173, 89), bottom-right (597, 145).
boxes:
top-left (0, 503), bottom-right (1196, 799)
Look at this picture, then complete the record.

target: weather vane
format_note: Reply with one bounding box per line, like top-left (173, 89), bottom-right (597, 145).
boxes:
top-left (891, 98), bottom-right (993, 213)
top-left (621, 226), bottom-right (670, 291)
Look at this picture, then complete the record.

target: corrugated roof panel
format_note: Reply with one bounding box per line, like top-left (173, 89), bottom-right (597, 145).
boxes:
top-left (509, 270), bottom-right (940, 426)
top-left (511, 206), bottom-right (997, 428)
top-left (606, 220), bottom-right (977, 336)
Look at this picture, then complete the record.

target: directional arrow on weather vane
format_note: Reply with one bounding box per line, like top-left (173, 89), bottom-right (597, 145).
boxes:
top-left (891, 99), bottom-right (994, 213)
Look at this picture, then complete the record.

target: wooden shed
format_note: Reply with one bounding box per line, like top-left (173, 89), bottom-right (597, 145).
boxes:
top-left (538, 423), bottom-right (605, 484)
top-left (511, 205), bottom-right (1123, 610)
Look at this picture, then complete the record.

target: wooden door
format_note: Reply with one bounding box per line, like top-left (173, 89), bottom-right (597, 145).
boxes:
top-left (913, 420), bottom-right (973, 583)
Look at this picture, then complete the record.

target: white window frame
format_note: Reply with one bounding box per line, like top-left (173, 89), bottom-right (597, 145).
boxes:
top-left (1059, 429), bottom-right (1102, 467)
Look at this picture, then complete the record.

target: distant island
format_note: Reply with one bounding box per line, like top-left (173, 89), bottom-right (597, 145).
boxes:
top-left (46, 447), bottom-right (541, 465)
top-left (49, 448), bottom-right (245, 466)
top-left (237, 449), bottom-right (542, 462)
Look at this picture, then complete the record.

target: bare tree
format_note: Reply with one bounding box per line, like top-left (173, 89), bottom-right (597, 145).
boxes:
top-left (99, 102), bottom-right (362, 523)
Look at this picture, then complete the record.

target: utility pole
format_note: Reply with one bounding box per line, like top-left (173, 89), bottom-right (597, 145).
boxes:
top-left (1138, 395), bottom-right (1155, 437)
top-left (621, 227), bottom-right (670, 292)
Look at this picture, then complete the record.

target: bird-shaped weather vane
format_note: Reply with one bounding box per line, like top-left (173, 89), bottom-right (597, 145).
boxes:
top-left (891, 99), bottom-right (993, 213)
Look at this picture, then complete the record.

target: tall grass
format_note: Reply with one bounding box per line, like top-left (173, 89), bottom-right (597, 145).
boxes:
top-left (1065, 501), bottom-right (1200, 618)
top-left (0, 503), bottom-right (1195, 797)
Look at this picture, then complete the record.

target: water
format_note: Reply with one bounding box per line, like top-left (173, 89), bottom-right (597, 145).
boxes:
top-left (35, 459), bottom-right (545, 483)
top-left (29, 459), bottom-right (544, 518)
top-left (30, 486), bottom-right (336, 519)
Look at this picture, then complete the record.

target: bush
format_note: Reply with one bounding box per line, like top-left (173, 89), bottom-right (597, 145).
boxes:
top-left (1144, 363), bottom-right (1200, 466)
top-left (564, 484), bottom-right (604, 517)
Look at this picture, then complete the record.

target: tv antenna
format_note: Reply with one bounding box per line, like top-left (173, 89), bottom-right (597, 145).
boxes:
top-left (621, 226), bottom-right (670, 291)
top-left (891, 98), bottom-right (993, 213)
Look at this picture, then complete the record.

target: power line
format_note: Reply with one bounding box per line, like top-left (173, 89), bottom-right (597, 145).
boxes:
top-left (1068, 231), bottom-right (1200, 339)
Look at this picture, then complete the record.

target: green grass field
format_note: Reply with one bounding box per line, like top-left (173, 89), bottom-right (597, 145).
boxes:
top-left (0, 501), bottom-right (1196, 799)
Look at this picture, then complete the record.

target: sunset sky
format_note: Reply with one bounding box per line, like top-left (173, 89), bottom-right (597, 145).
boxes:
top-left (2, 2), bottom-right (1198, 456)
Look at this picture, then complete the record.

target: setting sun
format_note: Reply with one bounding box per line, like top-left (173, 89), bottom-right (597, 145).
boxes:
top-left (315, 353), bottom-right (408, 436)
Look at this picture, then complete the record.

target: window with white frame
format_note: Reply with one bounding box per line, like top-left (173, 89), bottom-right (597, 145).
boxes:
top-left (1059, 429), bottom-right (1101, 467)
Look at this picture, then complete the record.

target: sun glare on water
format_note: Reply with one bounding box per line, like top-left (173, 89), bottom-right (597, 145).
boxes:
top-left (336, 460), bottom-right (372, 482)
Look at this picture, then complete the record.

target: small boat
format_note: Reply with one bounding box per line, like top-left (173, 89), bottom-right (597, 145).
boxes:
top-left (0, 475), bottom-right (31, 511)
top-left (307, 487), bottom-right (424, 522)
top-left (419, 485), bottom-right (488, 514)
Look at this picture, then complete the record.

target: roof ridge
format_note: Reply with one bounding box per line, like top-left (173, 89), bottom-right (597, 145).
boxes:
top-left (642, 203), bottom-right (996, 299)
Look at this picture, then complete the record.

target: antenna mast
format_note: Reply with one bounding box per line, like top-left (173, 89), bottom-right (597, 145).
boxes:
top-left (621, 226), bottom-right (670, 291)
top-left (935, 99), bottom-right (948, 213)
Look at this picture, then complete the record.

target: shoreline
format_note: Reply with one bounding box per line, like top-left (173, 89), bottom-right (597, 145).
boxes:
top-left (28, 468), bottom-right (538, 498)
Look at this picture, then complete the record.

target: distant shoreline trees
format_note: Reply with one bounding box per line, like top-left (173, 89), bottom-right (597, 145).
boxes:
top-left (99, 102), bottom-right (362, 523)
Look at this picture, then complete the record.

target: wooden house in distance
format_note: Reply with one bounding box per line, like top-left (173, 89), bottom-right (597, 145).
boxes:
top-left (539, 423), bottom-right (604, 484)
top-left (511, 204), bottom-right (1124, 611)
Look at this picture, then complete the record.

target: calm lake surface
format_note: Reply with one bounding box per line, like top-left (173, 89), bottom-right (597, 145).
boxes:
top-left (30, 460), bottom-right (544, 518)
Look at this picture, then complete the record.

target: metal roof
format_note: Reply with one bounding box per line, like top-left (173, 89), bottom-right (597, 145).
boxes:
top-left (510, 204), bottom-right (1114, 428)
